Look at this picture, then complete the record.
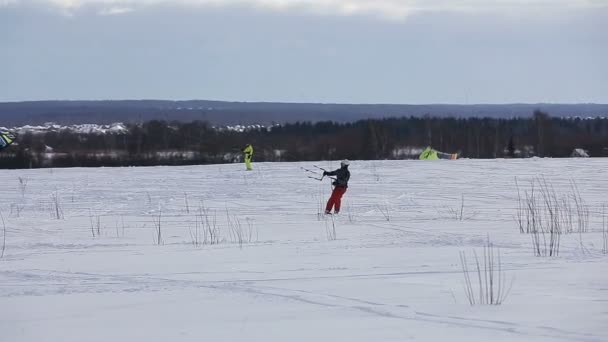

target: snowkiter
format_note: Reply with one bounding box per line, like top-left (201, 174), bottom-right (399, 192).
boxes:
top-left (242, 144), bottom-right (253, 170)
top-left (323, 159), bottom-right (351, 214)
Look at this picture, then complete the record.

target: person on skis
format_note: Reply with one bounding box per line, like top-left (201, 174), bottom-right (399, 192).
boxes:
top-left (323, 159), bottom-right (350, 214)
top-left (242, 144), bottom-right (253, 170)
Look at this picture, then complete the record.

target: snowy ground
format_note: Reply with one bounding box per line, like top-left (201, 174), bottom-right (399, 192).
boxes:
top-left (1, 159), bottom-right (607, 342)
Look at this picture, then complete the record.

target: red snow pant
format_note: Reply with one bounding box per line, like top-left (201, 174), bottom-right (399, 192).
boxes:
top-left (325, 186), bottom-right (347, 213)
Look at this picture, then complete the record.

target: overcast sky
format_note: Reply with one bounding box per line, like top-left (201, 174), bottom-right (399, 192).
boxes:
top-left (1, 0), bottom-right (606, 103)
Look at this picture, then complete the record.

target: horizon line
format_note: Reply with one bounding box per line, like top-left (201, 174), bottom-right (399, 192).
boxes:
top-left (1, 99), bottom-right (607, 106)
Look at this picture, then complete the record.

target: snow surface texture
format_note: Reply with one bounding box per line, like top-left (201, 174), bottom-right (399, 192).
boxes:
top-left (1, 159), bottom-right (607, 342)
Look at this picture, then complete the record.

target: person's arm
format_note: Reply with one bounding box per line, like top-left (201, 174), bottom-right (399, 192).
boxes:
top-left (323, 169), bottom-right (338, 176)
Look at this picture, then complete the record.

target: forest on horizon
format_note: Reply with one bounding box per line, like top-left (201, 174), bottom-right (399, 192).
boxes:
top-left (1, 110), bottom-right (607, 169)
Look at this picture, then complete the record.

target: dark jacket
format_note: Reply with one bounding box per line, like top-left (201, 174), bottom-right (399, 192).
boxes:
top-left (325, 166), bottom-right (350, 188)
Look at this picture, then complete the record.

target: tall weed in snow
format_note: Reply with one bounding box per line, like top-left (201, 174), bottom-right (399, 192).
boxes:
top-left (602, 204), bottom-right (608, 255)
top-left (346, 201), bottom-right (356, 223)
top-left (189, 204), bottom-right (257, 248)
top-left (201, 202), bottom-right (220, 245)
top-left (378, 202), bottom-right (390, 222)
top-left (445, 194), bottom-right (477, 221)
top-left (245, 217), bottom-right (258, 244)
top-left (226, 210), bottom-right (258, 249)
top-left (534, 177), bottom-right (561, 256)
top-left (184, 192), bottom-right (190, 214)
top-left (189, 202), bottom-right (221, 246)
top-left (570, 181), bottom-right (589, 234)
top-left (316, 192), bottom-right (325, 221)
top-left (325, 214), bottom-right (337, 241)
top-left (514, 176), bottom-right (594, 256)
top-left (115, 216), bottom-right (126, 238)
top-left (89, 210), bottom-right (102, 238)
top-left (226, 211), bottom-right (244, 249)
top-left (18, 177), bottom-right (27, 197)
top-left (189, 209), bottom-right (203, 247)
top-left (369, 162), bottom-right (381, 182)
top-left (515, 177), bottom-right (525, 233)
top-left (152, 208), bottom-right (163, 245)
top-left (9, 203), bottom-right (24, 218)
top-left (448, 194), bottom-right (467, 221)
top-left (0, 209), bottom-right (6, 258)
top-left (459, 237), bottom-right (512, 305)
top-left (50, 191), bottom-right (64, 220)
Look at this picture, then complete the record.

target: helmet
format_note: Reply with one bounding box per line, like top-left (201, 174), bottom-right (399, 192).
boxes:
top-left (340, 159), bottom-right (350, 167)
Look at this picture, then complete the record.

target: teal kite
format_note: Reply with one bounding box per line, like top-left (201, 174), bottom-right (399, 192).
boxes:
top-left (0, 132), bottom-right (15, 152)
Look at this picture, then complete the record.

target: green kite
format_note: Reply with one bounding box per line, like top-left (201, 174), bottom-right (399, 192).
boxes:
top-left (419, 147), bottom-right (458, 160)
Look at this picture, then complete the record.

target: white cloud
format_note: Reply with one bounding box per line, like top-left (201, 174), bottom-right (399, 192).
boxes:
top-left (98, 6), bottom-right (131, 15)
top-left (3, 0), bottom-right (606, 19)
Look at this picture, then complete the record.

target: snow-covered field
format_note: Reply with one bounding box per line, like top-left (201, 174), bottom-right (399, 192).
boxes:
top-left (1, 159), bottom-right (607, 342)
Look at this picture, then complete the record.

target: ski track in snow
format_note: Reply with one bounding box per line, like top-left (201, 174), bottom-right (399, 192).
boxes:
top-left (1, 159), bottom-right (607, 341)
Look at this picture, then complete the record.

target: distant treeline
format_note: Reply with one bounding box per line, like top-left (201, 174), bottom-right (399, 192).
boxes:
top-left (2, 111), bottom-right (608, 169)
top-left (2, 100), bottom-right (608, 126)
